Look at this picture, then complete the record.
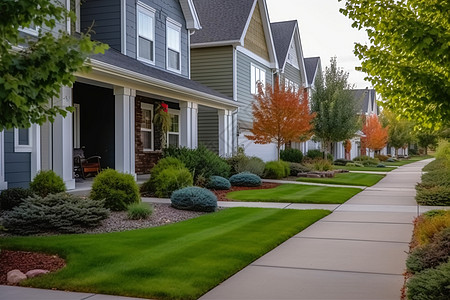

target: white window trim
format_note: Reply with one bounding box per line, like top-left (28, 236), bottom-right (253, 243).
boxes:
top-left (19, 25), bottom-right (39, 36)
top-left (141, 103), bottom-right (154, 151)
top-left (250, 63), bottom-right (266, 95)
top-left (14, 127), bottom-right (33, 152)
top-left (136, 2), bottom-right (156, 65)
top-left (167, 109), bottom-right (180, 147)
top-left (166, 18), bottom-right (182, 74)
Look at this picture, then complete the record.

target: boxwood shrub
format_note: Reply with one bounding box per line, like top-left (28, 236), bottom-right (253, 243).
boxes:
top-left (280, 148), bottom-right (303, 163)
top-left (171, 187), bottom-right (217, 212)
top-left (263, 161), bottom-right (290, 179)
top-left (406, 261), bottom-right (450, 300)
top-left (2, 193), bottom-right (109, 235)
top-left (0, 187), bottom-right (33, 211)
top-left (207, 176), bottom-right (231, 190)
top-left (416, 185), bottom-right (450, 206)
top-left (288, 162), bottom-right (311, 176)
top-left (29, 170), bottom-right (66, 197)
top-left (306, 149), bottom-right (323, 160)
top-left (226, 153), bottom-right (265, 176)
top-left (229, 172), bottom-right (262, 187)
top-left (152, 167), bottom-right (193, 198)
top-left (90, 169), bottom-right (141, 211)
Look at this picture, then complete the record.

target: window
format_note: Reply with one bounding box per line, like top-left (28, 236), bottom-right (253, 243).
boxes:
top-left (250, 64), bottom-right (266, 94)
top-left (284, 78), bottom-right (299, 93)
top-left (166, 19), bottom-right (181, 72)
top-left (137, 2), bottom-right (155, 64)
top-left (14, 128), bottom-right (33, 152)
top-left (167, 111), bottom-right (180, 147)
top-left (19, 23), bottom-right (39, 36)
top-left (141, 103), bottom-right (153, 151)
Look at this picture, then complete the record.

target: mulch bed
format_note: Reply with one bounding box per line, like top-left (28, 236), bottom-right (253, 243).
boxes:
top-left (211, 182), bottom-right (280, 202)
top-left (0, 250), bottom-right (66, 285)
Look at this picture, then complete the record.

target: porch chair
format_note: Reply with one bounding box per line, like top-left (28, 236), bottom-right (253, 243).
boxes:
top-left (73, 148), bottom-right (102, 179)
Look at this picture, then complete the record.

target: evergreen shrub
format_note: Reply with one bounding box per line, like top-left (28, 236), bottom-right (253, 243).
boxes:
top-left (406, 261), bottom-right (450, 300)
top-left (29, 170), bottom-right (66, 197)
top-left (171, 187), bottom-right (217, 212)
top-left (207, 176), bottom-right (231, 190)
top-left (263, 161), bottom-right (289, 179)
top-left (229, 172), bottom-right (262, 187)
top-left (280, 148), bottom-right (303, 163)
top-left (226, 153), bottom-right (265, 176)
top-left (333, 159), bottom-right (352, 166)
top-left (90, 169), bottom-right (140, 211)
top-left (2, 193), bottom-right (109, 235)
top-left (127, 203), bottom-right (153, 220)
top-left (288, 163), bottom-right (311, 176)
top-left (306, 149), bottom-right (323, 160)
top-left (0, 187), bottom-right (33, 211)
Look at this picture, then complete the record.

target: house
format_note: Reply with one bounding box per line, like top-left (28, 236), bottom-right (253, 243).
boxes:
top-left (0, 0), bottom-right (238, 191)
top-left (190, 0), bottom-right (280, 161)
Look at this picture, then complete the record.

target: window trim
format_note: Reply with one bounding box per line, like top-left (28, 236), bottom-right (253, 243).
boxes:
top-left (19, 24), bottom-right (39, 36)
top-left (167, 109), bottom-right (180, 147)
top-left (166, 18), bottom-right (182, 73)
top-left (136, 2), bottom-right (156, 65)
top-left (250, 63), bottom-right (266, 95)
top-left (141, 103), bottom-right (154, 152)
top-left (14, 127), bottom-right (33, 152)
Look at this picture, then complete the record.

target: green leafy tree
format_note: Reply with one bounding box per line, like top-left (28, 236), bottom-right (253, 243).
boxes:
top-left (382, 110), bottom-right (414, 157)
top-left (0, 0), bottom-right (108, 131)
top-left (416, 130), bottom-right (438, 155)
top-left (340, 0), bottom-right (450, 130)
top-left (311, 57), bottom-right (359, 156)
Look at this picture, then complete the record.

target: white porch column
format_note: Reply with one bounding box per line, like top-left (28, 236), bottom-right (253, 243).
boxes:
top-left (180, 101), bottom-right (198, 149)
top-left (52, 86), bottom-right (75, 189)
top-left (114, 86), bottom-right (136, 176)
top-left (218, 109), bottom-right (233, 156)
top-left (0, 131), bottom-right (7, 190)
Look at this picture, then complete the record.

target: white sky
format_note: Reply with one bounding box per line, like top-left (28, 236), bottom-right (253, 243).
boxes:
top-left (266, 0), bottom-right (371, 89)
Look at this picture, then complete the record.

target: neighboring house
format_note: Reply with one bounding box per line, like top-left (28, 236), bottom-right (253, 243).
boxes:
top-left (0, 0), bottom-right (238, 191)
top-left (190, 0), bottom-right (280, 161)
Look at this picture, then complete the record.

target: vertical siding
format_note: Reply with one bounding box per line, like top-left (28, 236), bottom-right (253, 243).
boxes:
top-left (198, 106), bottom-right (219, 154)
top-left (81, 0), bottom-right (122, 52)
top-left (127, 0), bottom-right (189, 77)
top-left (191, 46), bottom-right (234, 98)
top-left (4, 130), bottom-right (31, 188)
top-left (236, 50), bottom-right (273, 129)
top-left (283, 63), bottom-right (302, 86)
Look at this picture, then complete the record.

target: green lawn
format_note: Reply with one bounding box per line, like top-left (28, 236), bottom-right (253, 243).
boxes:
top-left (384, 156), bottom-right (432, 166)
top-left (296, 172), bottom-right (385, 187)
top-left (0, 207), bottom-right (329, 300)
top-left (226, 184), bottom-right (361, 204)
top-left (334, 165), bottom-right (396, 172)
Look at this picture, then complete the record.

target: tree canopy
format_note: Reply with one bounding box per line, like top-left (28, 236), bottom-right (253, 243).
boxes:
top-left (381, 110), bottom-right (414, 156)
top-left (246, 82), bottom-right (314, 160)
top-left (311, 57), bottom-right (360, 155)
top-left (362, 115), bottom-right (388, 153)
top-left (0, 0), bottom-right (107, 131)
top-left (340, 0), bottom-right (450, 130)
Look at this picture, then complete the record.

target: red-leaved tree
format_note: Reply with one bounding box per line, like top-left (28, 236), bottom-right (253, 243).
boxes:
top-left (362, 114), bottom-right (389, 155)
top-left (246, 82), bottom-right (315, 160)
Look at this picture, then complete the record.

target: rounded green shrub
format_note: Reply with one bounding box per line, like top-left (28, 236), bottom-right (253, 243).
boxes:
top-left (171, 187), bottom-right (217, 212)
top-left (2, 193), bottom-right (109, 235)
top-left (127, 203), bottom-right (153, 220)
top-left (377, 164), bottom-right (386, 168)
top-left (29, 170), bottom-right (66, 197)
top-left (280, 148), bottom-right (303, 163)
top-left (289, 163), bottom-right (311, 176)
top-left (416, 185), bottom-right (450, 206)
top-left (334, 159), bottom-right (352, 166)
top-left (306, 149), bottom-right (323, 160)
top-left (207, 176), bottom-right (231, 190)
top-left (153, 167), bottom-right (193, 198)
top-left (406, 261), bottom-right (450, 300)
top-left (227, 154), bottom-right (265, 176)
top-left (0, 187), bottom-right (33, 210)
top-left (229, 172), bottom-right (262, 187)
top-left (421, 169), bottom-right (450, 187)
top-left (90, 169), bottom-right (140, 211)
top-left (264, 161), bottom-right (289, 179)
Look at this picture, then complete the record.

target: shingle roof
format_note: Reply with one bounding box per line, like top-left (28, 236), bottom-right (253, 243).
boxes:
top-left (304, 57), bottom-right (320, 86)
top-left (270, 21), bottom-right (296, 69)
top-left (191, 0), bottom-right (255, 45)
top-left (91, 49), bottom-right (234, 102)
top-left (351, 89), bottom-right (377, 114)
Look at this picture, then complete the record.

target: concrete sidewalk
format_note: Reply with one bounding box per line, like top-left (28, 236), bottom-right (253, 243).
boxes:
top-left (199, 158), bottom-right (438, 300)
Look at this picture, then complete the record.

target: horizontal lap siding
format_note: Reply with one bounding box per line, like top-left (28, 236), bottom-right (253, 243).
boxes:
top-left (198, 106), bottom-right (219, 154)
top-left (190, 46), bottom-right (234, 98)
top-left (283, 63), bottom-right (302, 86)
top-left (4, 130), bottom-right (31, 188)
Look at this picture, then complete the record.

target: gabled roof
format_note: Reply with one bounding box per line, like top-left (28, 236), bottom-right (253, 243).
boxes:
top-left (179, 0), bottom-right (201, 30)
top-left (304, 57), bottom-right (321, 86)
top-left (191, 0), bottom-right (254, 45)
top-left (271, 21), bottom-right (297, 69)
top-left (351, 89), bottom-right (378, 114)
top-left (88, 49), bottom-right (237, 109)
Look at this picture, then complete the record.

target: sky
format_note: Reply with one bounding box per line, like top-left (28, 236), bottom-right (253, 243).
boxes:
top-left (266, 0), bottom-right (372, 89)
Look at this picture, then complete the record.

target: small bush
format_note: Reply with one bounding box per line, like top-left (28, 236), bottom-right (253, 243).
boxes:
top-left (141, 157), bottom-right (187, 193)
top-left (226, 154), bottom-right (265, 176)
top-left (0, 188), bottom-right (33, 211)
top-left (386, 157), bottom-right (397, 162)
top-left (306, 149), bottom-right (323, 160)
top-left (421, 169), bottom-right (450, 188)
top-left (416, 185), bottom-right (450, 206)
top-left (289, 163), bottom-right (311, 176)
top-left (406, 228), bottom-right (450, 274)
top-left (346, 162), bottom-right (364, 167)
top-left (2, 193), bottom-right (109, 235)
top-left (377, 164), bottom-right (386, 168)
top-left (280, 148), bottom-right (303, 163)
top-left (207, 176), bottom-right (231, 190)
top-left (435, 139), bottom-right (450, 162)
top-left (353, 155), bottom-right (371, 161)
top-left (154, 168), bottom-right (193, 198)
top-left (334, 159), bottom-right (352, 166)
top-left (229, 172), bottom-right (262, 187)
top-left (353, 156), bottom-right (380, 166)
top-left (310, 159), bottom-right (333, 171)
top-left (90, 169), bottom-right (141, 211)
top-left (29, 170), bottom-right (66, 197)
top-left (264, 161), bottom-right (289, 179)
top-left (406, 261), bottom-right (450, 300)
top-left (412, 211), bottom-right (450, 246)
top-left (171, 187), bottom-right (217, 212)
top-left (326, 153), bottom-right (334, 161)
top-left (127, 203), bottom-right (153, 220)
top-left (374, 154), bottom-right (389, 161)
top-left (163, 145), bottom-right (230, 182)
